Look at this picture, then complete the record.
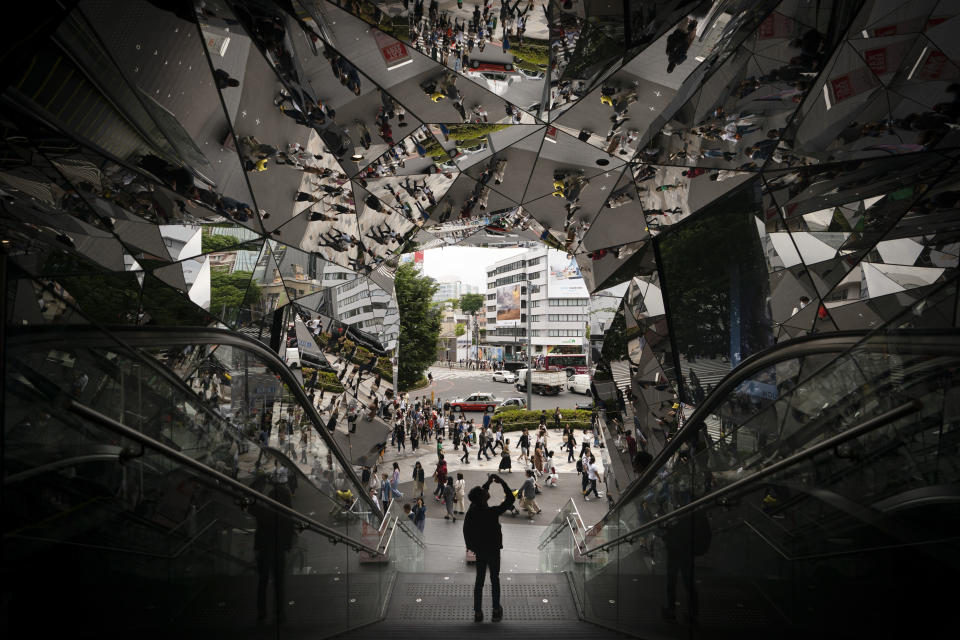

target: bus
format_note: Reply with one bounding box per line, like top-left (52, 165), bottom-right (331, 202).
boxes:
top-left (542, 353), bottom-right (588, 376)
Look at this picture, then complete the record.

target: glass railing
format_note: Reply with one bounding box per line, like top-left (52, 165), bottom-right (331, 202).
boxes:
top-left (3, 378), bottom-right (421, 638)
top-left (6, 324), bottom-right (383, 533)
top-left (540, 331), bottom-right (960, 638)
top-left (3, 319), bottom-right (423, 637)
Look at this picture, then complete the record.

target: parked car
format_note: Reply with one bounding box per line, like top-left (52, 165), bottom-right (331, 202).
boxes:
top-left (450, 393), bottom-right (499, 412)
top-left (568, 374), bottom-right (591, 394)
top-left (575, 400), bottom-right (594, 411)
top-left (492, 370), bottom-right (517, 383)
top-left (494, 397), bottom-right (526, 413)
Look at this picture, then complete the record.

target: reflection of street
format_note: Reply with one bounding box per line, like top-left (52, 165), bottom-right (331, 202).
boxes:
top-left (374, 0), bottom-right (548, 117)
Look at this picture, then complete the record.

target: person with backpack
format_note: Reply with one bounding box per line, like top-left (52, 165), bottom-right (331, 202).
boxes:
top-left (463, 474), bottom-right (515, 622)
top-left (518, 470), bottom-right (541, 519)
top-left (433, 455), bottom-right (448, 500)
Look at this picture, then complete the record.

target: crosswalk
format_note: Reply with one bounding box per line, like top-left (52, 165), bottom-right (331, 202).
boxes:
top-left (610, 361), bottom-right (632, 392)
top-left (427, 367), bottom-right (502, 381)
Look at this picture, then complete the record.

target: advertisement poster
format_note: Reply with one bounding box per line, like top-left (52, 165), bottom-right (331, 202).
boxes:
top-left (548, 251), bottom-right (588, 298)
top-left (372, 30), bottom-right (412, 70)
top-left (828, 66), bottom-right (880, 104)
top-left (496, 284), bottom-right (522, 326)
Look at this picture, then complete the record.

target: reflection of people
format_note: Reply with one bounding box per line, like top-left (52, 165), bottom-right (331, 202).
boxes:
top-left (662, 511), bottom-right (710, 623)
top-left (251, 478), bottom-right (295, 623)
top-left (463, 474), bottom-right (515, 622)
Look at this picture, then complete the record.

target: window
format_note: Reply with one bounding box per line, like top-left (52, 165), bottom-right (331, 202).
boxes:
top-left (487, 293), bottom-right (496, 300)
top-left (527, 271), bottom-right (541, 279)
top-left (527, 256), bottom-right (543, 267)
top-left (547, 329), bottom-right (583, 337)
top-left (548, 314), bottom-right (586, 322)
top-left (549, 298), bottom-right (588, 307)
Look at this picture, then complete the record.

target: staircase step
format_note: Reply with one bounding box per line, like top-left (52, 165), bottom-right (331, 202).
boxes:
top-left (334, 572), bottom-right (626, 638)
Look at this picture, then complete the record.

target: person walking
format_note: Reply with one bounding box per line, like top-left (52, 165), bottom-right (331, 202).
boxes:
top-left (460, 436), bottom-right (471, 464)
top-left (454, 472), bottom-right (466, 514)
top-left (553, 406), bottom-right (562, 430)
top-left (517, 428), bottom-right (530, 466)
top-left (433, 455), bottom-right (448, 500)
top-left (379, 473), bottom-right (392, 506)
top-left (463, 474), bottom-right (515, 622)
top-left (391, 462), bottom-right (404, 500)
top-left (498, 438), bottom-right (512, 472)
top-left (518, 469), bottom-right (541, 519)
top-left (584, 454), bottom-right (601, 501)
top-left (477, 428), bottom-right (491, 461)
top-left (412, 461), bottom-right (425, 498)
top-left (412, 497), bottom-right (427, 532)
top-left (443, 477), bottom-right (457, 521)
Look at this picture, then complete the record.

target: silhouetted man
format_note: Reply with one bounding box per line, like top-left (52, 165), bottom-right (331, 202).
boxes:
top-left (463, 474), bottom-right (515, 622)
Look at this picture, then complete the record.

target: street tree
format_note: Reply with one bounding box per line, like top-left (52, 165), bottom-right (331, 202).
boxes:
top-left (460, 292), bottom-right (485, 315)
top-left (396, 261), bottom-right (441, 390)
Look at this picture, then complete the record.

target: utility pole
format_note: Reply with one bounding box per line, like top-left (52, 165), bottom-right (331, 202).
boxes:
top-left (526, 281), bottom-right (532, 408)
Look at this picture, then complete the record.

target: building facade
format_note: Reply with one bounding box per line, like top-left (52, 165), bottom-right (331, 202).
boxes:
top-left (485, 247), bottom-right (590, 359)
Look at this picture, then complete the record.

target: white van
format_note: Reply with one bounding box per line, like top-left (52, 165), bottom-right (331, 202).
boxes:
top-left (568, 374), bottom-right (591, 394)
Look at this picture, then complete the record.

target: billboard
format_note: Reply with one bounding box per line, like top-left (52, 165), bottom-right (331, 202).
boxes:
top-left (496, 284), bottom-right (522, 327)
top-left (548, 251), bottom-right (588, 298)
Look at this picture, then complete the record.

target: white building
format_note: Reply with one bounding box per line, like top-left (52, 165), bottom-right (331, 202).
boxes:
top-left (158, 225), bottom-right (210, 310)
top-left (432, 278), bottom-right (462, 303)
top-left (327, 263), bottom-right (398, 350)
top-left (484, 247), bottom-right (590, 358)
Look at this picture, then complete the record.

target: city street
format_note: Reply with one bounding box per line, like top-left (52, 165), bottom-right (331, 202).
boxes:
top-left (420, 365), bottom-right (590, 411)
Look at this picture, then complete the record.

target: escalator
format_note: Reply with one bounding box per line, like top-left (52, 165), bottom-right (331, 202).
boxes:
top-left (3, 324), bottom-right (423, 639)
top-left (539, 329), bottom-right (960, 639)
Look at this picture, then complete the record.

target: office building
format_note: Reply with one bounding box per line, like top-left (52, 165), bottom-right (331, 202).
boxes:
top-left (485, 247), bottom-right (590, 358)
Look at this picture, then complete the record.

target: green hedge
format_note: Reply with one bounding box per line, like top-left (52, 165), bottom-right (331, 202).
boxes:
top-left (315, 334), bottom-right (392, 379)
top-left (491, 408), bottom-right (593, 431)
top-left (446, 123), bottom-right (509, 141)
top-left (511, 42), bottom-right (549, 67)
top-left (302, 368), bottom-right (344, 393)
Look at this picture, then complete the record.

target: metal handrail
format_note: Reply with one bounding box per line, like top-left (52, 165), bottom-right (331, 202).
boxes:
top-left (3, 452), bottom-right (157, 485)
top-left (579, 400), bottom-right (920, 556)
top-left (66, 398), bottom-right (383, 555)
top-left (583, 400), bottom-right (923, 555)
top-left (7, 325), bottom-right (384, 519)
top-left (538, 499), bottom-right (588, 551)
top-left (606, 330), bottom-right (960, 515)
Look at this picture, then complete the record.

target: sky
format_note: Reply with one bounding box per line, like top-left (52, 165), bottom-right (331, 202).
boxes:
top-left (422, 246), bottom-right (529, 291)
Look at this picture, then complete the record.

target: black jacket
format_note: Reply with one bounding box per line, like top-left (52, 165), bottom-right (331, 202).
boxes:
top-left (463, 486), bottom-right (515, 554)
